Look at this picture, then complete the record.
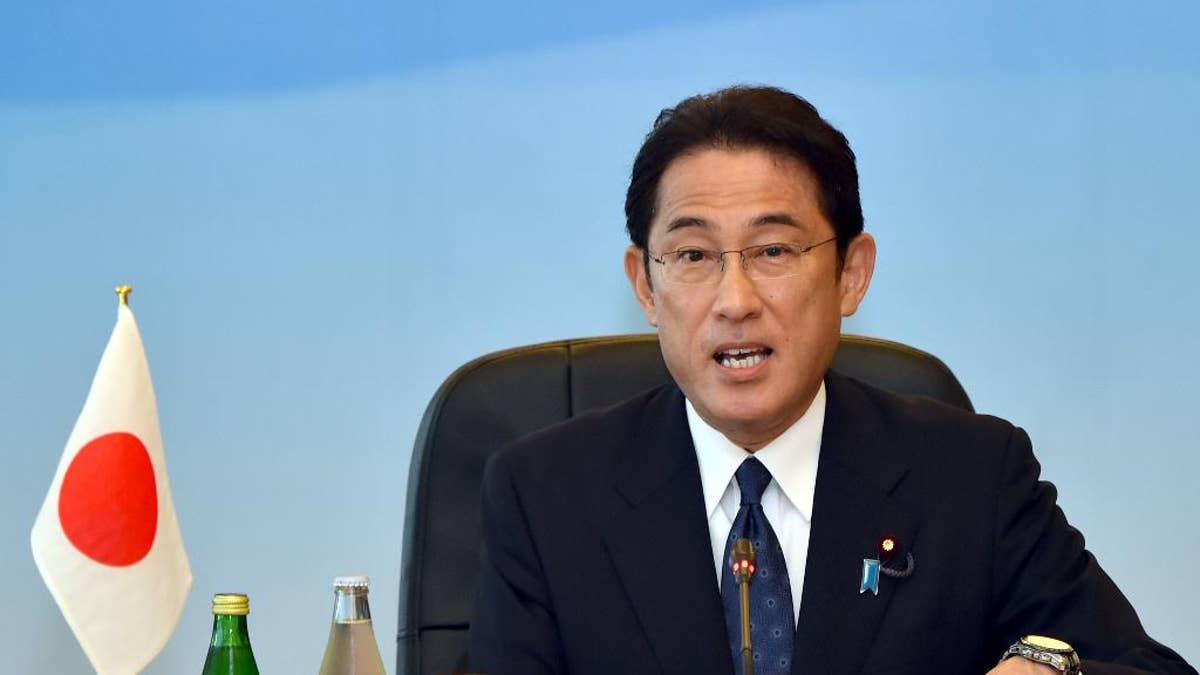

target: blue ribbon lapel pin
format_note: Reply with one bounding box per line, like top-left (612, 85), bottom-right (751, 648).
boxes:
top-left (860, 535), bottom-right (915, 595)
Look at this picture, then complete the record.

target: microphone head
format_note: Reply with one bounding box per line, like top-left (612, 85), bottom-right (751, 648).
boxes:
top-left (731, 538), bottom-right (756, 582)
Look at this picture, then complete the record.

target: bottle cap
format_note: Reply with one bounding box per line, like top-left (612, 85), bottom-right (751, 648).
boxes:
top-left (332, 575), bottom-right (370, 589)
top-left (212, 593), bottom-right (250, 616)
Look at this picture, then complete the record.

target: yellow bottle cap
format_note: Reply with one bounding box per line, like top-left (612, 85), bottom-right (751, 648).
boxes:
top-left (212, 593), bottom-right (250, 616)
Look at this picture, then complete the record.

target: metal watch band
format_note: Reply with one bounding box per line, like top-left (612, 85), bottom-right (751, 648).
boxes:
top-left (1003, 642), bottom-right (1082, 674)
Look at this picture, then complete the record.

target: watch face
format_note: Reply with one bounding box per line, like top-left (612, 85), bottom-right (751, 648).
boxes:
top-left (1023, 635), bottom-right (1073, 652)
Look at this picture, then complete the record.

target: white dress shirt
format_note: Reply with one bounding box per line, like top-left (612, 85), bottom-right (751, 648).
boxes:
top-left (686, 382), bottom-right (825, 626)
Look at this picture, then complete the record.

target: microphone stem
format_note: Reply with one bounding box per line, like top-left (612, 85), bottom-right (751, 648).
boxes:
top-left (739, 577), bottom-right (754, 675)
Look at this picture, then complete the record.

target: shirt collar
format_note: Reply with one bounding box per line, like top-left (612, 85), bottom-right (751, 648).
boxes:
top-left (687, 382), bottom-right (826, 522)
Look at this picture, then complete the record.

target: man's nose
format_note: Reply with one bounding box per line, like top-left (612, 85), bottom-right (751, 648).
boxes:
top-left (711, 253), bottom-right (764, 322)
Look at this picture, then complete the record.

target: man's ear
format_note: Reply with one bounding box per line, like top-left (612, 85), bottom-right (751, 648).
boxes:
top-left (838, 232), bottom-right (876, 317)
top-left (624, 245), bottom-right (658, 326)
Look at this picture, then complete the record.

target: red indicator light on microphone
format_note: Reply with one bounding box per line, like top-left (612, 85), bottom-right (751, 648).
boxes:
top-left (731, 537), bottom-right (757, 581)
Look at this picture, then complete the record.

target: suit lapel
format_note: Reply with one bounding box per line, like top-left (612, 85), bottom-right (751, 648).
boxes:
top-left (601, 385), bottom-right (733, 675)
top-left (792, 373), bottom-right (916, 675)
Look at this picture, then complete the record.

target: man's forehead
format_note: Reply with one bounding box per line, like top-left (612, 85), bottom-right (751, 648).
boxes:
top-left (650, 148), bottom-right (824, 242)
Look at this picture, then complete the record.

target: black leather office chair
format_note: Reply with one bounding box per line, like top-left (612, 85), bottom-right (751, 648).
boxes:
top-left (397, 333), bottom-right (972, 675)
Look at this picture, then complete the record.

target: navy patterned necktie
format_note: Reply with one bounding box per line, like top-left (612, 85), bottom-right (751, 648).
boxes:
top-left (721, 457), bottom-right (795, 675)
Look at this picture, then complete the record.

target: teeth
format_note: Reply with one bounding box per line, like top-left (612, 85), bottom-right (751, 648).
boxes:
top-left (720, 352), bottom-right (766, 369)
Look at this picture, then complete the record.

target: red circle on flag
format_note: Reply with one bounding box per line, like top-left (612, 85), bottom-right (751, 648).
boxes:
top-left (58, 432), bottom-right (158, 566)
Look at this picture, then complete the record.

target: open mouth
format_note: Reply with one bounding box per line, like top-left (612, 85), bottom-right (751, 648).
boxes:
top-left (713, 346), bottom-right (773, 369)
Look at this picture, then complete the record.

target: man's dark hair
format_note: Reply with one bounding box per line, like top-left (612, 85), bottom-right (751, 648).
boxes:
top-left (624, 85), bottom-right (863, 263)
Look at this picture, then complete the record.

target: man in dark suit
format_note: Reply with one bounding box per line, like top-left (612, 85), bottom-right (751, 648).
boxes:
top-left (467, 86), bottom-right (1195, 674)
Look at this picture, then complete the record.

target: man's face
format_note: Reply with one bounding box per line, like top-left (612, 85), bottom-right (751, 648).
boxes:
top-left (624, 147), bottom-right (875, 449)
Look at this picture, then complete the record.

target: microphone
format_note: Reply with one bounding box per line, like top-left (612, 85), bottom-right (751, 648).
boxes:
top-left (731, 538), bottom-right (756, 675)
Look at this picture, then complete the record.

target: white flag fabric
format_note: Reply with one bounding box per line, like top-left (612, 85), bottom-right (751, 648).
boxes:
top-left (31, 303), bottom-right (192, 675)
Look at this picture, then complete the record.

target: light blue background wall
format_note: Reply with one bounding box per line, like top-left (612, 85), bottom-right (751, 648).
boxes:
top-left (3, 1), bottom-right (1197, 671)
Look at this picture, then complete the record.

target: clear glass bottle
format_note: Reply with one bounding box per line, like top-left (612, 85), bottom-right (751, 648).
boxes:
top-left (318, 576), bottom-right (387, 675)
top-left (201, 593), bottom-right (261, 675)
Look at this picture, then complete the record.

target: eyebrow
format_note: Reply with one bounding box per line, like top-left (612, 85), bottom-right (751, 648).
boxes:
top-left (750, 212), bottom-right (802, 228)
top-left (663, 216), bottom-right (709, 233)
top-left (663, 212), bottom-right (804, 233)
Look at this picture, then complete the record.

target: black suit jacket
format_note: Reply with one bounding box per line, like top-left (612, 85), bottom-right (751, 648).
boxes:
top-left (468, 372), bottom-right (1194, 674)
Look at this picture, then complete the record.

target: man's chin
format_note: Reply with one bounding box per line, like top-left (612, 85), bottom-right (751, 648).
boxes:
top-left (699, 403), bottom-right (784, 444)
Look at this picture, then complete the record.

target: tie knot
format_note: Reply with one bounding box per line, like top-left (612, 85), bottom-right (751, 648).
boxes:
top-left (735, 457), bottom-right (773, 505)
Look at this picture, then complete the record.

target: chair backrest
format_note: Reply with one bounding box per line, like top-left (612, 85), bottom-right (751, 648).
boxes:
top-left (397, 333), bottom-right (972, 675)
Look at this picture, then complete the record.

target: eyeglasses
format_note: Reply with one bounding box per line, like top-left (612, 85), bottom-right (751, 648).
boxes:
top-left (648, 236), bottom-right (838, 285)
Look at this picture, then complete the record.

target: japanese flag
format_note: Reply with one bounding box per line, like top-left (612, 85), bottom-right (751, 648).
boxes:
top-left (31, 301), bottom-right (192, 675)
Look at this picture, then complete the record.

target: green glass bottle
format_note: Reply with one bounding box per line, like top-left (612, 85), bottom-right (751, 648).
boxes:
top-left (201, 593), bottom-right (261, 675)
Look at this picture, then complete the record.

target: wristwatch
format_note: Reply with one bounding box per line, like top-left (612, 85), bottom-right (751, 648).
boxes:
top-left (1002, 635), bottom-right (1082, 674)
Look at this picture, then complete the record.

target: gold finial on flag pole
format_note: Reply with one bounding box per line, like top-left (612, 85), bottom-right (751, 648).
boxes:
top-left (115, 285), bottom-right (132, 307)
